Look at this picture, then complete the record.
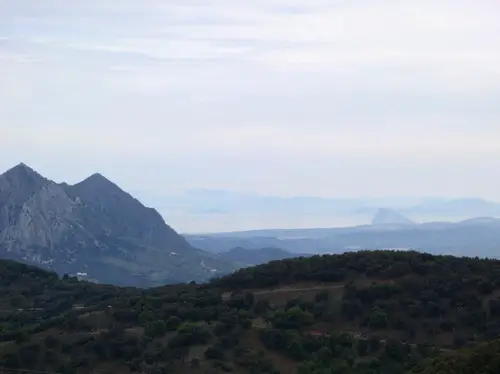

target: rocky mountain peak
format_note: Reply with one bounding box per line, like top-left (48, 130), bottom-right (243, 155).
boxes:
top-left (0, 163), bottom-right (234, 286)
top-left (82, 172), bottom-right (112, 185)
top-left (68, 172), bottom-right (133, 211)
top-left (0, 163), bottom-right (47, 187)
top-left (0, 164), bottom-right (50, 227)
top-left (73, 172), bottom-right (121, 193)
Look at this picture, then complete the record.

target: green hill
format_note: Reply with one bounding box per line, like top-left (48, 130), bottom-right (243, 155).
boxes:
top-left (2, 251), bottom-right (500, 373)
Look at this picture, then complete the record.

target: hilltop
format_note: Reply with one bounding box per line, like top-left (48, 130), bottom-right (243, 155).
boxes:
top-left (0, 163), bottom-right (235, 287)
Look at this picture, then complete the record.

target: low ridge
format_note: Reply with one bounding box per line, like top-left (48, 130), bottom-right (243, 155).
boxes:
top-left (217, 246), bottom-right (307, 267)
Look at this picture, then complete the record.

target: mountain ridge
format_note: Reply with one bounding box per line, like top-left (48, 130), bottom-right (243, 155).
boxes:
top-left (184, 216), bottom-right (500, 257)
top-left (0, 163), bottom-right (235, 287)
top-left (155, 189), bottom-right (500, 232)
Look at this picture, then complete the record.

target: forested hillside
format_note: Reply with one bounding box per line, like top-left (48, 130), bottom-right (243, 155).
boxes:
top-left (409, 339), bottom-right (500, 374)
top-left (2, 251), bottom-right (500, 373)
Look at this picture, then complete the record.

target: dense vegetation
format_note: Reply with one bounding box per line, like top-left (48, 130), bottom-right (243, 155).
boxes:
top-left (216, 249), bottom-right (500, 289)
top-left (2, 251), bottom-right (500, 373)
top-left (0, 260), bottom-right (270, 374)
top-left (409, 339), bottom-right (500, 374)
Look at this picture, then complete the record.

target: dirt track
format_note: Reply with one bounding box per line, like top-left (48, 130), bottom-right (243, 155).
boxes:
top-left (253, 284), bottom-right (345, 295)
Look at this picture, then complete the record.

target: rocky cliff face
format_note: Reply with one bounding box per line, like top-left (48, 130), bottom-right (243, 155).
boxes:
top-left (0, 164), bottom-right (234, 287)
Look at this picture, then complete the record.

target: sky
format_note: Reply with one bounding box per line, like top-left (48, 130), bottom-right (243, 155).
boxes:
top-left (1, 0), bottom-right (500, 220)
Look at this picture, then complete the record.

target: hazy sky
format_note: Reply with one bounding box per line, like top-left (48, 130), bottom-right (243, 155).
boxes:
top-left (1, 0), bottom-right (500, 201)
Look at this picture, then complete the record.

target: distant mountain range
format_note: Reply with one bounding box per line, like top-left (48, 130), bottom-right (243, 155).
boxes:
top-left (185, 214), bottom-right (500, 258)
top-left (3, 163), bottom-right (500, 288)
top-left (140, 189), bottom-right (500, 232)
top-left (0, 164), bottom-right (235, 287)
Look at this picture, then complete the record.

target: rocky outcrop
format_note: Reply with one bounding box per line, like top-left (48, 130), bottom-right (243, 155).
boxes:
top-left (0, 163), bottom-right (234, 287)
top-left (372, 208), bottom-right (415, 226)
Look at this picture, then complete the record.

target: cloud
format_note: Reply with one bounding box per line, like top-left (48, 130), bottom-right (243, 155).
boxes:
top-left (1, 0), bottom-right (500, 222)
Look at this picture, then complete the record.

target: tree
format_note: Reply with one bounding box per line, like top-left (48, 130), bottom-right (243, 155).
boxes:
top-left (204, 345), bottom-right (225, 360)
top-left (15, 331), bottom-right (29, 344)
top-left (190, 358), bottom-right (201, 369)
top-left (145, 320), bottom-right (167, 338)
top-left (255, 299), bottom-right (270, 315)
top-left (272, 306), bottom-right (314, 329)
top-left (228, 292), bottom-right (255, 310)
top-left (357, 339), bottom-right (370, 356)
top-left (368, 335), bottom-right (381, 353)
top-left (368, 307), bottom-right (388, 329)
top-left (288, 339), bottom-right (307, 360)
top-left (341, 298), bottom-right (363, 320)
top-left (384, 340), bottom-right (409, 362)
top-left (44, 335), bottom-right (59, 349)
top-left (165, 316), bottom-right (182, 331)
top-left (317, 346), bottom-right (332, 364)
top-left (315, 291), bottom-right (329, 303)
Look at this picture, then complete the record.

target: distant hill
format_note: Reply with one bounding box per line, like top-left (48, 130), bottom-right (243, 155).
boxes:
top-left (0, 163), bottom-right (235, 287)
top-left (217, 247), bottom-right (309, 267)
top-left (169, 190), bottom-right (500, 219)
top-left (156, 190), bottom-right (500, 231)
top-left (458, 216), bottom-right (500, 226)
top-left (185, 217), bottom-right (500, 257)
top-left (372, 208), bottom-right (415, 226)
top-left (185, 234), bottom-right (321, 254)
